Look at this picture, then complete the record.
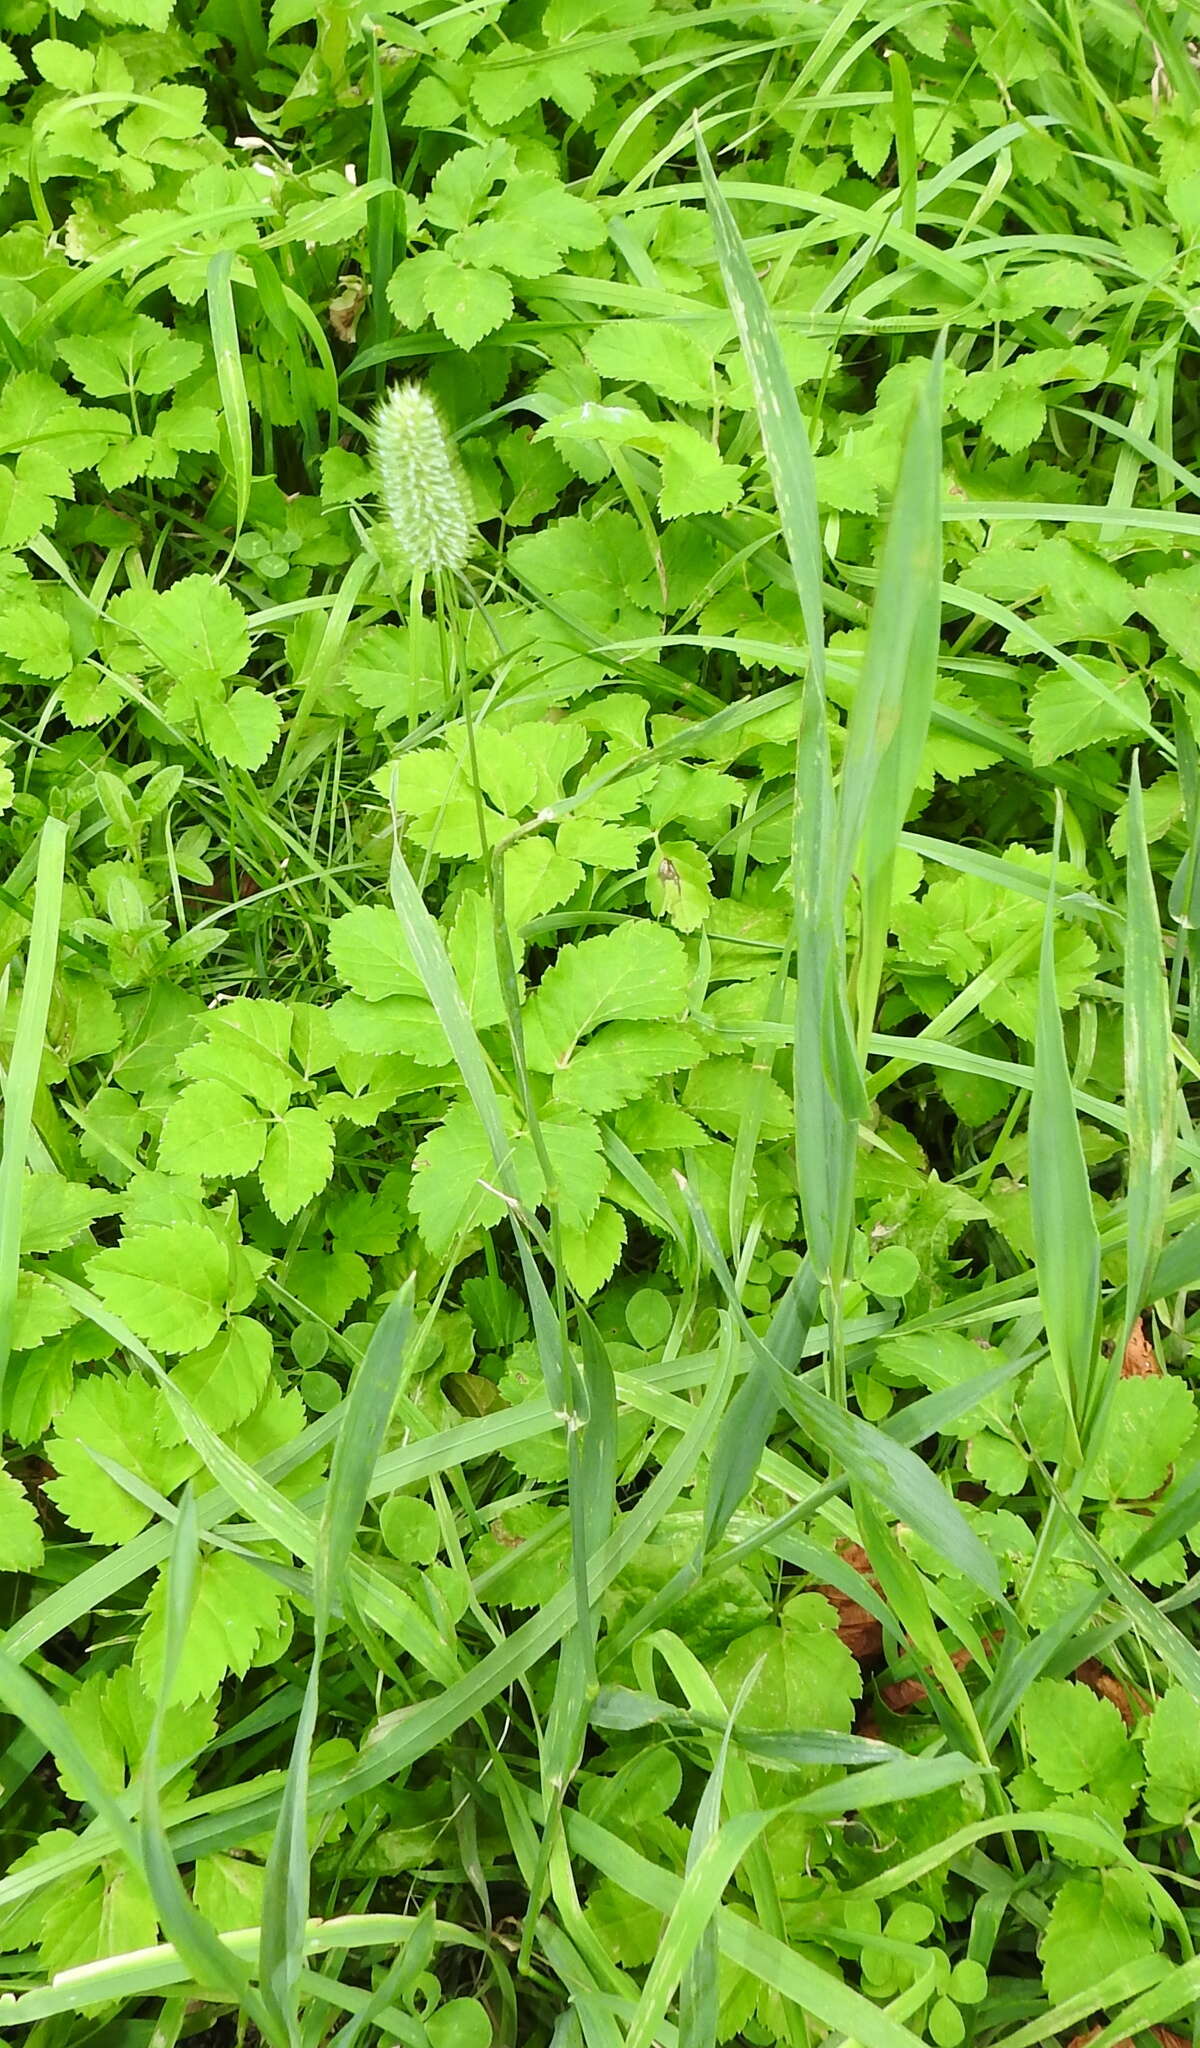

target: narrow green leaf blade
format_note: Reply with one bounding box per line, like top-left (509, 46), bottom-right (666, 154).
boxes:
top-left (1029, 828), bottom-right (1100, 1460)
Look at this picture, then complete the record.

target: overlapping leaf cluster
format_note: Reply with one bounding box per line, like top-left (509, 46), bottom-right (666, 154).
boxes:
top-left (2, 1), bottom-right (1200, 2045)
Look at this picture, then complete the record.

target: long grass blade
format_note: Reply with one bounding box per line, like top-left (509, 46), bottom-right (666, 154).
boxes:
top-left (259, 1284), bottom-right (416, 2042)
top-left (1119, 755), bottom-right (1176, 1354)
top-left (206, 250), bottom-right (253, 540)
top-left (1028, 811), bottom-right (1099, 1468)
top-left (0, 816), bottom-right (65, 1427)
top-left (139, 1489), bottom-right (280, 2043)
top-left (838, 343), bottom-right (944, 1052)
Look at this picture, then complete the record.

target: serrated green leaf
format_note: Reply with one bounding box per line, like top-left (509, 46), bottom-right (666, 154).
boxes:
top-left (260, 1107), bottom-right (335, 1222)
top-left (158, 1079), bottom-right (268, 1180)
top-left (136, 1550), bottom-right (291, 1705)
top-left (86, 1223), bottom-right (230, 1356)
top-left (0, 1465), bottom-right (43, 1571)
top-left (525, 922), bottom-right (690, 1070)
top-left (109, 574), bottom-right (249, 694)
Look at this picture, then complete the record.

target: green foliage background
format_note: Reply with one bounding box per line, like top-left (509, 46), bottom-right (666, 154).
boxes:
top-left (2, 1), bottom-right (1200, 2044)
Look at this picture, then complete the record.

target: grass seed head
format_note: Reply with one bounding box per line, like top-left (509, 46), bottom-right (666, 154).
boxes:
top-left (371, 380), bottom-right (473, 574)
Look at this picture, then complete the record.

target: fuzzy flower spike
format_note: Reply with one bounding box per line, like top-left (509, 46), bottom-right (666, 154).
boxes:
top-left (371, 380), bottom-right (474, 575)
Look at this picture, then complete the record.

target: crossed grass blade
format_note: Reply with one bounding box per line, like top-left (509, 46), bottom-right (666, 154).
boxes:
top-left (259, 1283), bottom-right (417, 2044)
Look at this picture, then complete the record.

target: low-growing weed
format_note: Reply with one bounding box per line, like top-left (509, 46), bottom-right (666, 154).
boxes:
top-left (2, 3), bottom-right (1200, 2046)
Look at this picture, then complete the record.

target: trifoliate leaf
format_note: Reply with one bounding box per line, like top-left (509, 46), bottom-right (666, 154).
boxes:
top-left (448, 890), bottom-right (508, 1029)
top-left (965, 1432), bottom-right (1027, 1494)
top-left (410, 1101), bottom-right (526, 1256)
top-left (203, 687), bottom-right (282, 770)
top-left (193, 1854), bottom-right (266, 1934)
top-left (40, 1863), bottom-right (157, 1978)
top-left (418, 253), bottom-right (514, 349)
top-left (502, 836), bottom-right (584, 930)
top-left (259, 1106), bottom-right (335, 1222)
top-left (1029, 669), bottom-right (1150, 765)
top-left (86, 1222), bottom-right (230, 1355)
top-left (715, 1594), bottom-right (863, 1740)
top-left (158, 1079), bottom-right (268, 1180)
top-left (0, 1466), bottom-right (43, 1571)
top-left (556, 815), bottom-right (646, 871)
top-left (58, 1666), bottom-right (214, 1802)
top-left (683, 1058), bottom-right (793, 1142)
top-left (542, 1112), bottom-right (607, 1231)
top-left (13, 1270), bottom-right (77, 1351)
top-left (585, 319), bottom-right (714, 407)
top-left (0, 596), bottom-right (73, 679)
top-left (1138, 565), bottom-right (1200, 672)
top-left (287, 1249), bottom-right (371, 1326)
top-left (329, 992), bottom-right (450, 1065)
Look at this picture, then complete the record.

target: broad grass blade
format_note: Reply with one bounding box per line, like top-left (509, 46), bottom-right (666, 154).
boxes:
top-left (678, 1669), bottom-right (758, 2048)
top-left (681, 1174), bottom-right (1002, 1599)
top-left (366, 41), bottom-right (398, 361)
top-left (206, 250), bottom-right (253, 539)
top-left (695, 128), bottom-right (823, 685)
top-left (1167, 699), bottom-right (1200, 1049)
top-left (326, 1905), bottom-right (436, 2048)
top-left (316, 1282), bottom-right (415, 1626)
top-left (1120, 755), bottom-right (1176, 1352)
top-left (626, 1811), bottom-right (771, 2048)
top-left (703, 1260), bottom-right (820, 1551)
top-left (568, 1809), bottom-right (933, 2048)
top-left (260, 1283), bottom-right (416, 2043)
top-left (0, 816), bottom-right (65, 1427)
top-left (1028, 816), bottom-right (1099, 1465)
top-left (697, 122), bottom-right (861, 1444)
top-left (389, 844), bottom-right (512, 1175)
top-left (838, 345), bottom-right (944, 1051)
top-left (139, 1489), bottom-right (279, 2041)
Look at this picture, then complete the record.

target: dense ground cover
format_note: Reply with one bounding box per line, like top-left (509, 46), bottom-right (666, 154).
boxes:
top-left (6, 0), bottom-right (1200, 2042)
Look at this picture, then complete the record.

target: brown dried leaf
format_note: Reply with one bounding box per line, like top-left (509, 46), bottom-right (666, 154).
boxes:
top-left (1072, 1658), bottom-right (1142, 1729)
top-left (878, 1644), bottom-right (977, 1715)
top-left (1067, 2030), bottom-right (1188, 2048)
top-left (878, 1674), bottom-right (931, 1714)
top-left (815, 1542), bottom-right (885, 1666)
top-left (1122, 1316), bottom-right (1161, 1377)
